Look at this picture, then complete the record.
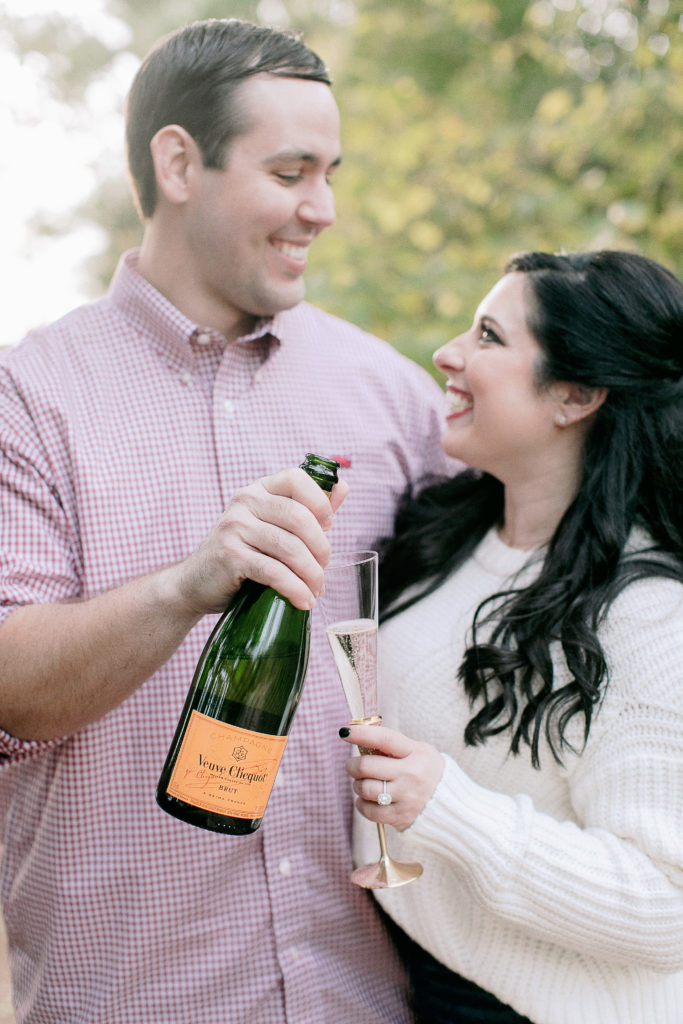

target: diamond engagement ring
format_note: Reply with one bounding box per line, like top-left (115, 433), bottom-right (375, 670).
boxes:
top-left (377, 780), bottom-right (392, 806)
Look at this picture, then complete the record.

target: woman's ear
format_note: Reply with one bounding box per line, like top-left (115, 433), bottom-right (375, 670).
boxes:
top-left (552, 383), bottom-right (608, 427)
top-left (149, 125), bottom-right (201, 206)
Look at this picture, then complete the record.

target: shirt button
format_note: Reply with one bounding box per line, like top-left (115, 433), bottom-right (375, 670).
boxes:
top-left (278, 858), bottom-right (292, 877)
top-left (223, 398), bottom-right (235, 415)
top-left (289, 947), bottom-right (300, 962)
top-left (181, 372), bottom-right (193, 386)
top-left (196, 332), bottom-right (211, 346)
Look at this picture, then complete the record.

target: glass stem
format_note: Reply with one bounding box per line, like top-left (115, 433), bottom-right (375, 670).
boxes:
top-left (376, 823), bottom-right (390, 860)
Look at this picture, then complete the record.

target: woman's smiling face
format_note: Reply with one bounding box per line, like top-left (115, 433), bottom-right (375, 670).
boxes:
top-left (432, 272), bottom-right (563, 484)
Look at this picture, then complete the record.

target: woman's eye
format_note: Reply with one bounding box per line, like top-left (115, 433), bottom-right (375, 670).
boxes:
top-left (479, 325), bottom-right (502, 344)
top-left (276, 172), bottom-right (301, 183)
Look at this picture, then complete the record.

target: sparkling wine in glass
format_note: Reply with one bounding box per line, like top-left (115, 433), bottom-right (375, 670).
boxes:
top-left (321, 551), bottom-right (423, 889)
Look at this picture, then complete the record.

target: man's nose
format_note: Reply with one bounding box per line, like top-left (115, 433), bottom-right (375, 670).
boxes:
top-left (298, 182), bottom-right (336, 229)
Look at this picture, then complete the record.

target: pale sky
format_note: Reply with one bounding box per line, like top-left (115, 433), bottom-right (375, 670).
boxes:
top-left (0, 0), bottom-right (136, 344)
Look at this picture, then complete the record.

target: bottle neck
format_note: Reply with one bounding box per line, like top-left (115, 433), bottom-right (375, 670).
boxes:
top-left (299, 453), bottom-right (340, 493)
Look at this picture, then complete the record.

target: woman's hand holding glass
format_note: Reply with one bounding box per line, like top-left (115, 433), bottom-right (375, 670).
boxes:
top-left (340, 724), bottom-right (444, 832)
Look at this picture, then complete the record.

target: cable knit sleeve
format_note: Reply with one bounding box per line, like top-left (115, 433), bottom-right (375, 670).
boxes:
top-left (406, 576), bottom-right (683, 972)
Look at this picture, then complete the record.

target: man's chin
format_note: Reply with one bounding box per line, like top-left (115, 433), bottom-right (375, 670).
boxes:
top-left (256, 280), bottom-right (307, 317)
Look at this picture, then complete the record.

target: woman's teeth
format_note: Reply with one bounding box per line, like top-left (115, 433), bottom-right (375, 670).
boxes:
top-left (448, 390), bottom-right (473, 414)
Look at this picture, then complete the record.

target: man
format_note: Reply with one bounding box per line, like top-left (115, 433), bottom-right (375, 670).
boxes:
top-left (0, 19), bottom-right (452, 1023)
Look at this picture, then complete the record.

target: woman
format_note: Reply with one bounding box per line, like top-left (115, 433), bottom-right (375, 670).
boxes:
top-left (340, 251), bottom-right (683, 1024)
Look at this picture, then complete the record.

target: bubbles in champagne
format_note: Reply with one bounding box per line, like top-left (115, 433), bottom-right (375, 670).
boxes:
top-left (325, 618), bottom-right (378, 721)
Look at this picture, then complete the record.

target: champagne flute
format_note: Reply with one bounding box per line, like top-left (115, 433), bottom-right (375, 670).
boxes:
top-left (319, 550), bottom-right (423, 889)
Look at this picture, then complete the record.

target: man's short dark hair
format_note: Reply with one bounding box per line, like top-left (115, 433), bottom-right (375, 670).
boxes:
top-left (126, 18), bottom-right (332, 219)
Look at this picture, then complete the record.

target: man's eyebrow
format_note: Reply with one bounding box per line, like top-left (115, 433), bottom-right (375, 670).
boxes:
top-left (264, 149), bottom-right (343, 169)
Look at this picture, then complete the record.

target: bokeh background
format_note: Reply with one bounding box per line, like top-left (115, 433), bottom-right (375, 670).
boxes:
top-left (1, 0), bottom-right (681, 375)
top-left (0, 0), bottom-right (680, 1016)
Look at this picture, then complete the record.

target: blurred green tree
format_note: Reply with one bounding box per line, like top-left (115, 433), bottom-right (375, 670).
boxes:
top-left (3, 0), bottom-right (681, 372)
top-left (315, 0), bottom-right (682, 368)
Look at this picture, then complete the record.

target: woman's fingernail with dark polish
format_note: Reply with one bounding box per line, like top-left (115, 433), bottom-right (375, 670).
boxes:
top-left (339, 727), bottom-right (350, 738)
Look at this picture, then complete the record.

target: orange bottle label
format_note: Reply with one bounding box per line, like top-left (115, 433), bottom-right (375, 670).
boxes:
top-left (166, 711), bottom-right (287, 819)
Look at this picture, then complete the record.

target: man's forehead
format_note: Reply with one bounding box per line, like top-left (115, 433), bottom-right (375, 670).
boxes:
top-left (237, 71), bottom-right (336, 109)
top-left (234, 75), bottom-right (341, 160)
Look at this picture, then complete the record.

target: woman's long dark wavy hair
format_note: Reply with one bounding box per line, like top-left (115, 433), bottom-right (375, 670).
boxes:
top-left (380, 250), bottom-right (683, 767)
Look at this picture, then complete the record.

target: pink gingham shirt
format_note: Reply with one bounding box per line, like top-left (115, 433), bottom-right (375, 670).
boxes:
top-left (0, 250), bottom-right (451, 1023)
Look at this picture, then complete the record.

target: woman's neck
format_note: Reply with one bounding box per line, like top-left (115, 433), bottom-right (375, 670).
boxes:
top-left (500, 478), bottom-right (578, 551)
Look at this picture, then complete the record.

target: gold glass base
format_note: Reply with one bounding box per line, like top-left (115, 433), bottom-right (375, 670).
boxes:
top-left (351, 838), bottom-right (424, 889)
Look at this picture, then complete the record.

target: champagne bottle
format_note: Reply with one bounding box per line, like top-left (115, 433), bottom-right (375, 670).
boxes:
top-left (156, 453), bottom-right (340, 834)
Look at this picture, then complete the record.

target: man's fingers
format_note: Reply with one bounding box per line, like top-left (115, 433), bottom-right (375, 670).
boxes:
top-left (219, 495), bottom-right (329, 589)
top-left (328, 478), bottom-right (349, 515)
top-left (238, 551), bottom-right (323, 610)
top-left (176, 466), bottom-right (347, 616)
top-left (260, 467), bottom-right (340, 528)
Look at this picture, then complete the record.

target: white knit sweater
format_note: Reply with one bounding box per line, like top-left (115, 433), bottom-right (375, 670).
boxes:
top-left (354, 528), bottom-right (683, 1024)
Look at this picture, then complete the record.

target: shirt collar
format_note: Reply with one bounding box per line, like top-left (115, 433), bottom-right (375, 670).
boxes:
top-left (108, 249), bottom-right (284, 368)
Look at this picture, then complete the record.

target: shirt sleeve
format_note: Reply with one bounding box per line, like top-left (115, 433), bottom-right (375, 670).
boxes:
top-left (392, 355), bottom-right (462, 491)
top-left (407, 577), bottom-right (683, 973)
top-left (0, 361), bottom-right (81, 762)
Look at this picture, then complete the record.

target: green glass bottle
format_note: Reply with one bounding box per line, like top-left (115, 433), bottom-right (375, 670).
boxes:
top-left (156, 454), bottom-right (340, 834)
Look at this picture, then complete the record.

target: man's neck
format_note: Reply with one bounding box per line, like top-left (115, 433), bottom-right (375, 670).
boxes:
top-left (137, 231), bottom-right (256, 342)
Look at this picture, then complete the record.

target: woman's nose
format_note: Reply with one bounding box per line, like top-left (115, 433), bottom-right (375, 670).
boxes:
top-left (433, 335), bottom-right (466, 374)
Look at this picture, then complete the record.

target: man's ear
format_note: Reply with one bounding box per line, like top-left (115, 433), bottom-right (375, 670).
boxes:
top-left (149, 125), bottom-right (200, 205)
top-left (553, 382), bottom-right (608, 427)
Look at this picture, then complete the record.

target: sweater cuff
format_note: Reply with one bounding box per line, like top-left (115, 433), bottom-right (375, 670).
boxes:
top-left (408, 754), bottom-right (530, 887)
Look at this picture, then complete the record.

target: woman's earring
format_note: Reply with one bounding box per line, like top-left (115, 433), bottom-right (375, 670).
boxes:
top-left (556, 413), bottom-right (568, 426)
